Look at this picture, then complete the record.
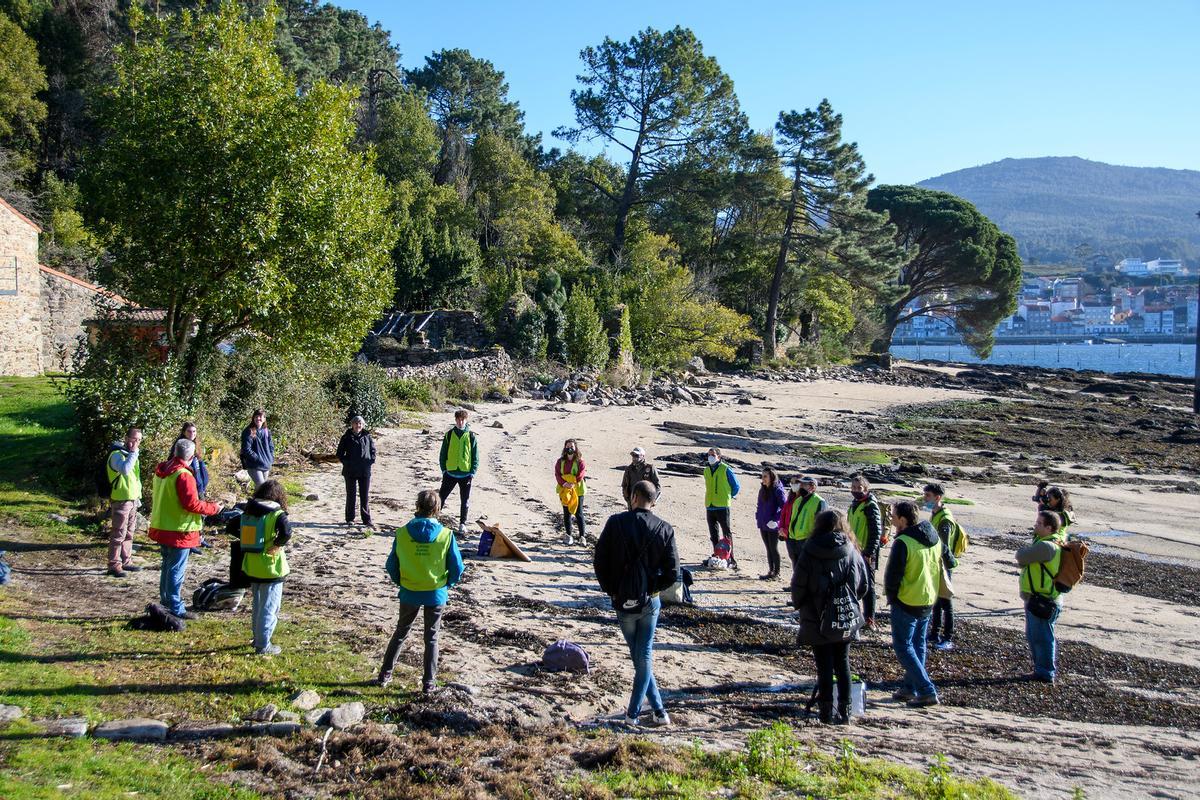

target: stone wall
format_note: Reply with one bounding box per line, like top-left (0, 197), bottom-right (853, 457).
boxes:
top-left (366, 309), bottom-right (494, 368)
top-left (0, 200), bottom-right (44, 377)
top-left (385, 347), bottom-right (517, 390)
top-left (40, 268), bottom-right (112, 372)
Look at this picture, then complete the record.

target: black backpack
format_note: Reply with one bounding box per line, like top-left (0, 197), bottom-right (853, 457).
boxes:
top-left (818, 565), bottom-right (864, 642)
top-left (95, 446), bottom-right (123, 497)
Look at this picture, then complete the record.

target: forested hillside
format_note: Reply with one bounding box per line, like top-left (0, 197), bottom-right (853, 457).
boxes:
top-left (918, 157), bottom-right (1200, 266)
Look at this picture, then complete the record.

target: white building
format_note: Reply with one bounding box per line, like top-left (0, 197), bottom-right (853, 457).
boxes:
top-left (1080, 303), bottom-right (1115, 328)
top-left (1147, 258), bottom-right (1184, 276)
top-left (1116, 258), bottom-right (1148, 276)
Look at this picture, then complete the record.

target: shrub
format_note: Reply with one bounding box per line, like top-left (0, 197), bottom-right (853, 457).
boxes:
top-left (387, 377), bottom-right (436, 410)
top-left (563, 287), bottom-right (608, 370)
top-left (324, 362), bottom-right (390, 427)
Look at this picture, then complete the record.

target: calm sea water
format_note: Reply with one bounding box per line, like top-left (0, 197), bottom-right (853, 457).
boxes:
top-left (889, 342), bottom-right (1197, 378)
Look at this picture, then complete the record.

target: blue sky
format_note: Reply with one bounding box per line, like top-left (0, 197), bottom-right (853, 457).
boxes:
top-left (343, 0), bottom-right (1198, 185)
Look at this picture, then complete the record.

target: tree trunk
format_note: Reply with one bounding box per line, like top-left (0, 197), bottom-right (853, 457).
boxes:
top-left (608, 138), bottom-right (643, 265)
top-left (871, 302), bottom-right (904, 354)
top-left (764, 170), bottom-right (801, 360)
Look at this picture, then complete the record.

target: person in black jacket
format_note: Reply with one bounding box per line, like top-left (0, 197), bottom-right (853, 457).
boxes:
top-left (337, 416), bottom-right (376, 530)
top-left (594, 480), bottom-right (679, 728)
top-left (791, 509), bottom-right (869, 724)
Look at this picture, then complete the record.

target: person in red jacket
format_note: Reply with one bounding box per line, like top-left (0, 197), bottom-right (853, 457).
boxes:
top-left (149, 439), bottom-right (222, 618)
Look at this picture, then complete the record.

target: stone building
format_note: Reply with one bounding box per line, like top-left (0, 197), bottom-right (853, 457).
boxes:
top-left (1, 194), bottom-right (134, 376)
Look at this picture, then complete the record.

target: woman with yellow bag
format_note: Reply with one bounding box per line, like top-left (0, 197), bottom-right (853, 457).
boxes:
top-left (555, 439), bottom-right (588, 545)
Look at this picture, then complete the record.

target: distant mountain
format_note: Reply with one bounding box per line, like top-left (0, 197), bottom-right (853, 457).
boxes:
top-left (916, 157), bottom-right (1200, 268)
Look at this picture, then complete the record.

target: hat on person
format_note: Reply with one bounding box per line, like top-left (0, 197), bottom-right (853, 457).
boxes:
top-left (631, 446), bottom-right (646, 457)
top-left (799, 475), bottom-right (818, 485)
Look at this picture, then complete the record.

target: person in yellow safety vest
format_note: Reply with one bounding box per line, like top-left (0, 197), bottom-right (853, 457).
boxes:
top-left (924, 483), bottom-right (959, 651)
top-left (1017, 510), bottom-right (1067, 683)
top-left (1042, 486), bottom-right (1077, 540)
top-left (105, 426), bottom-right (144, 578)
top-left (439, 409), bottom-right (478, 536)
top-left (848, 474), bottom-right (885, 627)
top-left (702, 447), bottom-right (741, 568)
top-left (148, 439), bottom-right (222, 619)
top-left (883, 501), bottom-right (956, 708)
top-left (785, 475), bottom-right (827, 571)
top-left (236, 480), bottom-right (292, 656)
top-left (555, 439), bottom-right (588, 545)
top-left (378, 489), bottom-right (465, 693)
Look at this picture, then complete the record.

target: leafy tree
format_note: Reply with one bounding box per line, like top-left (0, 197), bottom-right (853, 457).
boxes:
top-left (622, 230), bottom-right (754, 368)
top-left (375, 87), bottom-right (439, 183)
top-left (563, 286), bottom-right (608, 369)
top-left (408, 48), bottom-right (528, 193)
top-left (556, 26), bottom-right (746, 262)
top-left (764, 100), bottom-right (901, 359)
top-left (390, 177), bottom-right (480, 309)
top-left (866, 184), bottom-right (1023, 356)
top-left (0, 10), bottom-right (47, 186)
top-left (84, 1), bottom-right (397, 390)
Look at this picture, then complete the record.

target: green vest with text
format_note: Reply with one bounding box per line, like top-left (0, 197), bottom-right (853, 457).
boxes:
top-left (848, 497), bottom-right (874, 551)
top-left (149, 469), bottom-right (204, 533)
top-left (445, 429), bottom-right (473, 473)
top-left (393, 523), bottom-right (452, 592)
top-left (932, 507), bottom-right (963, 556)
top-left (897, 533), bottom-right (939, 608)
top-left (789, 493), bottom-right (824, 541)
top-left (241, 509), bottom-right (289, 580)
top-left (1020, 536), bottom-right (1064, 599)
top-left (106, 450), bottom-right (141, 502)
top-left (703, 462), bottom-right (732, 508)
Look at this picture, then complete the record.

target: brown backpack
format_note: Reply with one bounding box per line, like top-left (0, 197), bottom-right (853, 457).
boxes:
top-left (1053, 540), bottom-right (1090, 593)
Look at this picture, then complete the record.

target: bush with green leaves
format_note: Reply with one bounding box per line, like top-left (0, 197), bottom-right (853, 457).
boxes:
top-left (323, 362), bottom-right (390, 427)
top-left (563, 286), bottom-right (609, 370)
top-left (387, 377), bottom-right (436, 410)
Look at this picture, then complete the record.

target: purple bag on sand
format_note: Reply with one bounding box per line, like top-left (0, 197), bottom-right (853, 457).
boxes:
top-left (542, 640), bottom-right (590, 674)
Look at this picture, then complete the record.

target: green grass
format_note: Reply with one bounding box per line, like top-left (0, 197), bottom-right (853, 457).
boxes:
top-left (0, 376), bottom-right (85, 531)
top-left (881, 490), bottom-right (975, 506)
top-left (0, 726), bottom-right (263, 799)
top-left (817, 445), bottom-right (893, 465)
top-left (577, 725), bottom-right (1014, 799)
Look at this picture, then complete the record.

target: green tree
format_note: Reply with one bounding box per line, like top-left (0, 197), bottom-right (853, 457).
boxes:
top-left (563, 286), bottom-right (608, 370)
top-left (623, 230), bottom-right (754, 368)
top-left (556, 26), bottom-right (746, 262)
top-left (84, 1), bottom-right (396, 389)
top-left (390, 178), bottom-right (480, 309)
top-left (0, 9), bottom-right (47, 201)
top-left (866, 184), bottom-right (1023, 356)
top-left (764, 100), bottom-right (901, 359)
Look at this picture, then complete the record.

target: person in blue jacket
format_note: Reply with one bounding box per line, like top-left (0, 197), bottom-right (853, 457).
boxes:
top-left (240, 409), bottom-right (274, 489)
top-left (378, 489), bottom-right (465, 693)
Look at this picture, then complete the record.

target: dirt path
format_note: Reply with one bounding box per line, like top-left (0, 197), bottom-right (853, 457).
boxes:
top-left (282, 376), bottom-right (1200, 800)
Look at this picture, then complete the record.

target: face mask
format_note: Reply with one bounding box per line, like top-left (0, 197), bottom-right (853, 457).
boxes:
top-left (566, 448), bottom-right (575, 455)
top-left (455, 422), bottom-right (465, 430)
top-left (707, 455), bottom-right (718, 466)
top-left (790, 483), bottom-right (801, 493)
top-left (800, 488), bottom-right (811, 497)
top-left (923, 500), bottom-right (936, 511)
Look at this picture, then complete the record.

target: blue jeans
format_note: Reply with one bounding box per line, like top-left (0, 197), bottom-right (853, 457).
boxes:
top-left (890, 605), bottom-right (936, 697)
top-left (1025, 602), bottom-right (1061, 680)
top-left (159, 545), bottom-right (191, 616)
top-left (617, 595), bottom-right (664, 718)
top-left (252, 581), bottom-right (284, 651)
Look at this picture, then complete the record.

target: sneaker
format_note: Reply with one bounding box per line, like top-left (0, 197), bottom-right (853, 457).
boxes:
top-left (935, 639), bottom-right (955, 651)
top-left (120, 563), bottom-right (143, 572)
top-left (1023, 672), bottom-right (1055, 684)
top-left (199, 537), bottom-right (213, 549)
top-left (621, 714), bottom-right (640, 727)
top-left (563, 535), bottom-right (574, 546)
top-left (180, 611), bottom-right (199, 621)
top-left (759, 573), bottom-right (774, 581)
top-left (256, 644), bottom-right (282, 656)
top-left (891, 688), bottom-right (916, 702)
top-left (422, 683), bottom-right (438, 694)
top-left (106, 568), bottom-right (127, 578)
top-left (457, 523), bottom-right (466, 537)
top-left (907, 693), bottom-right (940, 708)
top-left (647, 710), bottom-right (671, 728)
top-left (377, 671), bottom-right (393, 688)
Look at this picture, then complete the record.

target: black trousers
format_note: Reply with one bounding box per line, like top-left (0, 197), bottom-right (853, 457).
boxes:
top-left (759, 528), bottom-right (781, 575)
top-left (785, 538), bottom-right (803, 571)
top-left (707, 508), bottom-right (735, 564)
top-left (863, 554), bottom-right (877, 622)
top-left (812, 641), bottom-right (852, 717)
top-left (344, 475), bottom-right (371, 524)
top-left (438, 474), bottom-right (472, 525)
top-left (563, 498), bottom-right (586, 538)
top-left (931, 595), bottom-right (954, 641)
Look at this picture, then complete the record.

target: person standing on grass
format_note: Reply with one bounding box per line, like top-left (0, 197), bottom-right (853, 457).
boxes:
top-left (240, 409), bottom-right (274, 489)
top-left (1017, 510), bottom-right (1068, 683)
top-left (149, 439), bottom-right (222, 619)
top-left (234, 480), bottom-right (292, 656)
top-left (105, 426), bottom-right (143, 578)
top-left (338, 415), bottom-right (376, 530)
top-left (378, 490), bottom-right (464, 693)
top-left (438, 409), bottom-right (477, 536)
top-left (786, 476), bottom-right (827, 569)
top-left (755, 467), bottom-right (786, 580)
top-left (555, 438), bottom-right (587, 545)
top-left (621, 446), bottom-right (661, 508)
top-left (848, 474), bottom-right (885, 628)
top-left (884, 501), bottom-right (955, 708)
top-left (792, 509), bottom-right (870, 724)
top-left (594, 480), bottom-right (679, 728)
top-left (702, 447), bottom-right (740, 568)
top-left (924, 483), bottom-right (960, 651)
top-left (180, 421), bottom-right (213, 554)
